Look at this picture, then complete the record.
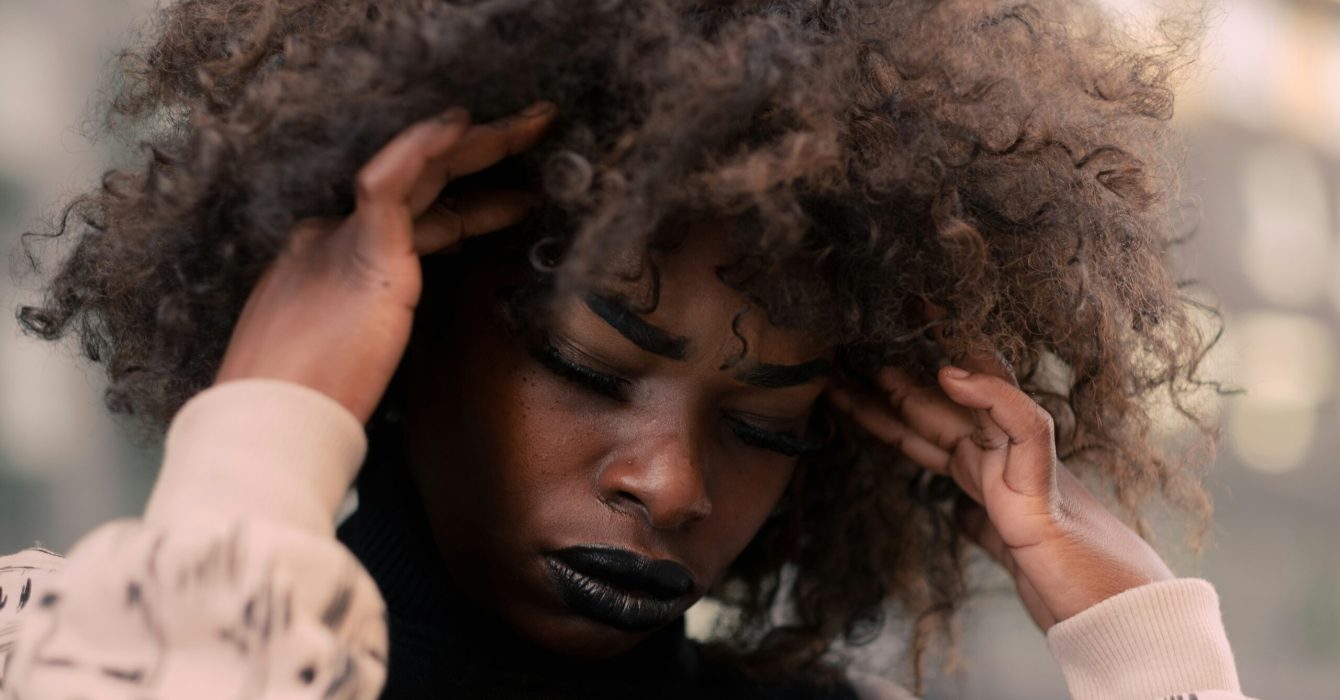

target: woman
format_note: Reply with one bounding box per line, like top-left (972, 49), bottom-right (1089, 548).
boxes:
top-left (1, 0), bottom-right (1248, 697)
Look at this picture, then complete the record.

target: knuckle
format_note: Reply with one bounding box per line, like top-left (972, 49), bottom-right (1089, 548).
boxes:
top-left (354, 167), bottom-right (387, 201)
top-left (972, 428), bottom-right (1009, 451)
top-left (1027, 405), bottom-right (1056, 441)
top-left (886, 384), bottom-right (915, 413)
top-left (282, 218), bottom-right (333, 257)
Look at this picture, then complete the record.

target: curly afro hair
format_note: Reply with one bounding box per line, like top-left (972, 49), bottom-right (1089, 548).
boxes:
top-left (16, 0), bottom-right (1219, 689)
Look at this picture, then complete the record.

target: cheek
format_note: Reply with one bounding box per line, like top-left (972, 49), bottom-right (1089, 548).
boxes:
top-left (469, 360), bottom-right (611, 519)
top-left (409, 330), bottom-right (601, 536)
top-left (700, 454), bottom-right (796, 562)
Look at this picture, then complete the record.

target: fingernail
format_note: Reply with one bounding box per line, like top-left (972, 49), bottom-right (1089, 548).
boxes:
top-left (521, 100), bottom-right (557, 116)
top-left (943, 366), bottom-right (971, 380)
top-left (437, 107), bottom-right (468, 123)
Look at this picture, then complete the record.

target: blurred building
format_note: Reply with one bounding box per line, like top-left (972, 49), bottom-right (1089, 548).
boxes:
top-left (1, 0), bottom-right (1337, 696)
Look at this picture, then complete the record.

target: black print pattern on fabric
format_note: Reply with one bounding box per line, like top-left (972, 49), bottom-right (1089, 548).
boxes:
top-left (0, 520), bottom-right (387, 700)
top-left (0, 548), bottom-right (63, 693)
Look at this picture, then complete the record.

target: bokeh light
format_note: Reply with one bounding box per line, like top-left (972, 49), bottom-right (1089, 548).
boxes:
top-left (1224, 311), bottom-right (1335, 473)
top-left (1202, 0), bottom-right (1293, 133)
top-left (1237, 142), bottom-right (1331, 307)
top-left (1228, 403), bottom-right (1317, 474)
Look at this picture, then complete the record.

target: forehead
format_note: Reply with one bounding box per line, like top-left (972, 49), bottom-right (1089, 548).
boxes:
top-left (576, 218), bottom-right (832, 367)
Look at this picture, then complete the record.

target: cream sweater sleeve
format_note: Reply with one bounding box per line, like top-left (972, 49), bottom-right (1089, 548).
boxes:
top-left (0, 379), bottom-right (388, 700)
top-left (1047, 578), bottom-right (1254, 700)
top-left (848, 584), bottom-right (1254, 700)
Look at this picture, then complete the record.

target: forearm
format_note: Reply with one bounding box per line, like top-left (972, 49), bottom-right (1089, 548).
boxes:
top-left (1, 380), bottom-right (387, 700)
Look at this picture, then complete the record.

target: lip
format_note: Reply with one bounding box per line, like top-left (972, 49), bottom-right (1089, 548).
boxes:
top-left (544, 546), bottom-right (697, 632)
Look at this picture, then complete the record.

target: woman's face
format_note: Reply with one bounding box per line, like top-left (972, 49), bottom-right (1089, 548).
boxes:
top-left (402, 218), bottom-right (832, 657)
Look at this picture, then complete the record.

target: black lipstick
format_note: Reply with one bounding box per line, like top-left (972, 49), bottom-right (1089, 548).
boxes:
top-left (545, 546), bottom-right (696, 632)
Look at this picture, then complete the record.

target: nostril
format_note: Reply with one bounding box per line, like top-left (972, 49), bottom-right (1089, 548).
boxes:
top-left (614, 489), bottom-right (643, 508)
top-left (601, 489), bottom-right (646, 520)
top-left (597, 450), bottom-right (711, 529)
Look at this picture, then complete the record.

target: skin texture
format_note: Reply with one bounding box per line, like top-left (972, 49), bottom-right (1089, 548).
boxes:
top-left (401, 221), bottom-right (829, 657)
top-left (15, 0), bottom-right (1222, 687)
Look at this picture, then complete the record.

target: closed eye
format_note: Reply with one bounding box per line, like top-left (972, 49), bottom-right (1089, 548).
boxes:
top-left (530, 339), bottom-right (630, 400)
top-left (531, 337), bottom-right (820, 457)
top-left (725, 416), bottom-right (822, 457)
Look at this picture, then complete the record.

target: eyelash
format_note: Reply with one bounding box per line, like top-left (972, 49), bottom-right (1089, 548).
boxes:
top-left (724, 417), bottom-right (822, 458)
top-left (532, 341), bottom-right (630, 399)
top-left (531, 340), bottom-right (821, 458)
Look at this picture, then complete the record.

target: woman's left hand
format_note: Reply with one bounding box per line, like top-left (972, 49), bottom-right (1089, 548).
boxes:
top-left (827, 355), bottom-right (1173, 631)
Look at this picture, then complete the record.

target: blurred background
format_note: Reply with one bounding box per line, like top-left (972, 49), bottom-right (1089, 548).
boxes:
top-left (1, 0), bottom-right (1337, 696)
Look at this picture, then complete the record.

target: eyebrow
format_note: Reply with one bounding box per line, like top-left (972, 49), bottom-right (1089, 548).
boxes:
top-left (735, 359), bottom-right (833, 389)
top-left (582, 293), bottom-right (691, 361)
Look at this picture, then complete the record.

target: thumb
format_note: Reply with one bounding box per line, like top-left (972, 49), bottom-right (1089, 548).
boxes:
top-left (938, 366), bottom-right (1057, 498)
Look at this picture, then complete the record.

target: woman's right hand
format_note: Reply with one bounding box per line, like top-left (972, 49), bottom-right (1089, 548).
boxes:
top-left (827, 357), bottom-right (1174, 631)
top-left (214, 101), bottom-right (558, 423)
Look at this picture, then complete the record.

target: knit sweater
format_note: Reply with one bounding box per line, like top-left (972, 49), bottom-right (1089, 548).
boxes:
top-left (0, 379), bottom-right (1254, 699)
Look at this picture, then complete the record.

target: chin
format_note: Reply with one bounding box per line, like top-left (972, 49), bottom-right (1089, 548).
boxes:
top-left (511, 606), bottom-right (665, 658)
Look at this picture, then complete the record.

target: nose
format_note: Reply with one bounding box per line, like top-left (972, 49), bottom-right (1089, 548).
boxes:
top-left (598, 432), bottom-right (712, 530)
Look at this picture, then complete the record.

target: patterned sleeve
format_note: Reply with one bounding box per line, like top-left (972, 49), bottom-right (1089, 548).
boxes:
top-left (0, 549), bottom-right (63, 678)
top-left (0, 379), bottom-right (388, 700)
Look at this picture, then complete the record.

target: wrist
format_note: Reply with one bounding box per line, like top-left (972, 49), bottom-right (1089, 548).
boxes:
top-left (1020, 484), bottom-right (1175, 626)
top-left (146, 378), bottom-right (369, 535)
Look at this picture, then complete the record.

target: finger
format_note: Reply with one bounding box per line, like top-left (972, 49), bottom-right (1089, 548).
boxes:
top-left (918, 304), bottom-right (1017, 449)
top-left (960, 348), bottom-right (1019, 387)
top-left (412, 189), bottom-right (539, 255)
top-left (408, 101), bottom-right (559, 215)
top-left (827, 387), bottom-right (950, 472)
top-left (354, 108), bottom-right (473, 253)
top-left (959, 352), bottom-right (1015, 449)
top-left (958, 352), bottom-right (1020, 451)
top-left (932, 366), bottom-right (1008, 452)
top-left (944, 445), bottom-right (987, 503)
top-left (872, 366), bottom-right (978, 452)
top-left (938, 366), bottom-right (1057, 498)
top-left (918, 293), bottom-right (1018, 426)
top-left (438, 101), bottom-right (558, 179)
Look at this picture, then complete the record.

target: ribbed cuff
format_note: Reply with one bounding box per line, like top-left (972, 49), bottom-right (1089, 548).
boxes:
top-left (1047, 578), bottom-right (1241, 700)
top-left (145, 378), bottom-right (369, 536)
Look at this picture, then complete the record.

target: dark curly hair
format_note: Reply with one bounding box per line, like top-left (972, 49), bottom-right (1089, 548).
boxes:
top-left (15, 0), bottom-right (1220, 690)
